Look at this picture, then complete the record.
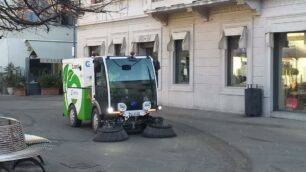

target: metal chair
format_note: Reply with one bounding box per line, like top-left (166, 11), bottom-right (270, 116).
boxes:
top-left (0, 117), bottom-right (51, 172)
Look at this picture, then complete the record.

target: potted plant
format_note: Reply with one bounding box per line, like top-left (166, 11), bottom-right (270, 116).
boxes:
top-left (38, 74), bottom-right (60, 95)
top-left (3, 63), bottom-right (18, 95)
top-left (14, 76), bottom-right (26, 96)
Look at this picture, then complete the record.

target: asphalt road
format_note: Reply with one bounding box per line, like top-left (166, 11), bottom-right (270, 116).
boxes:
top-left (0, 96), bottom-right (306, 172)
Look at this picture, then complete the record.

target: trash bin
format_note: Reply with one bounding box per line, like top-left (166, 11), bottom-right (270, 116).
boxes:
top-left (245, 84), bottom-right (262, 117)
top-left (27, 82), bottom-right (41, 95)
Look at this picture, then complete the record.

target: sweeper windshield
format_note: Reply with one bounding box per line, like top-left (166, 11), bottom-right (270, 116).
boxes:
top-left (106, 57), bottom-right (157, 111)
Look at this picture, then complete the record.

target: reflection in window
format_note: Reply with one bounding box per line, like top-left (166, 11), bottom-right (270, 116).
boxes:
top-left (276, 32), bottom-right (306, 112)
top-left (227, 36), bottom-right (247, 86)
top-left (174, 40), bottom-right (189, 84)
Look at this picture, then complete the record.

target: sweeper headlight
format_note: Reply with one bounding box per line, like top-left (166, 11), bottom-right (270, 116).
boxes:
top-left (142, 101), bottom-right (151, 111)
top-left (107, 107), bottom-right (114, 114)
top-left (117, 103), bottom-right (127, 112)
top-left (158, 105), bottom-right (162, 111)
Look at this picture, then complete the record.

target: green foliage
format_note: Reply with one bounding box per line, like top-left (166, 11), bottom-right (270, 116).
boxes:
top-left (3, 63), bottom-right (19, 87)
top-left (15, 76), bottom-right (26, 89)
top-left (38, 74), bottom-right (61, 88)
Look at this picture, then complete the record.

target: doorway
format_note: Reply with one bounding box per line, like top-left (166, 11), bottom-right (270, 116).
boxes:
top-left (274, 32), bottom-right (306, 112)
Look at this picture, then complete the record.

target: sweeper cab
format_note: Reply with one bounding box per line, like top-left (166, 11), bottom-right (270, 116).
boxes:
top-left (62, 56), bottom-right (175, 142)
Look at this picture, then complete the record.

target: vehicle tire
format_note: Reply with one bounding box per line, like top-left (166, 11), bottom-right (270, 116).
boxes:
top-left (92, 107), bottom-right (101, 133)
top-left (68, 105), bottom-right (81, 127)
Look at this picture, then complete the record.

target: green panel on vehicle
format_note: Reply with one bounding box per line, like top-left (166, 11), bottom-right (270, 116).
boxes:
top-left (78, 88), bottom-right (91, 121)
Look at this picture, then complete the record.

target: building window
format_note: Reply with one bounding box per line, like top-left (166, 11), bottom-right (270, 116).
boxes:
top-left (174, 40), bottom-right (189, 84)
top-left (227, 36), bottom-right (247, 86)
top-left (137, 42), bottom-right (158, 60)
top-left (60, 14), bottom-right (74, 26)
top-left (137, 42), bottom-right (160, 85)
top-left (89, 46), bottom-right (101, 56)
top-left (114, 44), bottom-right (123, 56)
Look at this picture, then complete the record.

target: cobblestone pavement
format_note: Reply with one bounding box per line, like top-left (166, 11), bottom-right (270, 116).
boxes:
top-left (0, 96), bottom-right (306, 172)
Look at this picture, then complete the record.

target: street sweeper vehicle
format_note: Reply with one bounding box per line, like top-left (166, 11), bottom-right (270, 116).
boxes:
top-left (62, 56), bottom-right (176, 142)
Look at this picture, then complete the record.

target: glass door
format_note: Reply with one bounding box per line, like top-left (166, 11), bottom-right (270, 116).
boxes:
top-left (274, 32), bottom-right (306, 112)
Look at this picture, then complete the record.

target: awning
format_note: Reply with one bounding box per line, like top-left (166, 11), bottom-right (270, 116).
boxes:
top-left (218, 26), bottom-right (248, 49)
top-left (224, 27), bottom-right (245, 36)
top-left (131, 34), bottom-right (159, 53)
top-left (167, 31), bottom-right (190, 51)
top-left (39, 58), bottom-right (62, 63)
top-left (108, 37), bottom-right (127, 55)
top-left (25, 40), bottom-right (73, 63)
top-left (84, 41), bottom-right (106, 56)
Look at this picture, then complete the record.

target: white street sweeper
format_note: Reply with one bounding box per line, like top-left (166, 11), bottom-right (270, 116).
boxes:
top-left (62, 56), bottom-right (175, 142)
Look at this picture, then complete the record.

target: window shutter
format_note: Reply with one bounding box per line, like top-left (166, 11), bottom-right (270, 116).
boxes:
top-left (120, 37), bottom-right (127, 55)
top-left (153, 34), bottom-right (159, 53)
top-left (108, 40), bottom-right (114, 55)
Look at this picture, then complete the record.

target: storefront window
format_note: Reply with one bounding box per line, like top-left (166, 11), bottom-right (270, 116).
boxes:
top-left (275, 32), bottom-right (306, 112)
top-left (227, 36), bottom-right (247, 86)
top-left (174, 40), bottom-right (189, 84)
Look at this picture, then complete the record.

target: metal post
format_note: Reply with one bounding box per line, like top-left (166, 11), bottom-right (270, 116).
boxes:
top-left (73, 17), bottom-right (76, 58)
top-left (73, 0), bottom-right (81, 58)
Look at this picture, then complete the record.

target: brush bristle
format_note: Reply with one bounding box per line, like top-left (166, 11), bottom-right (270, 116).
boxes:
top-left (142, 124), bottom-right (176, 138)
top-left (93, 126), bottom-right (128, 142)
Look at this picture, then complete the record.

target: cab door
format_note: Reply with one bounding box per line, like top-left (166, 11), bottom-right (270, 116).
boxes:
top-left (94, 60), bottom-right (108, 114)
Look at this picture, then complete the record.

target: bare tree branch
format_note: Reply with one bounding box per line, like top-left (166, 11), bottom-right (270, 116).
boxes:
top-left (0, 0), bottom-right (122, 31)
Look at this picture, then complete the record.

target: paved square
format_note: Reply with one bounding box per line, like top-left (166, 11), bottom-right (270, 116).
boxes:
top-left (0, 96), bottom-right (306, 172)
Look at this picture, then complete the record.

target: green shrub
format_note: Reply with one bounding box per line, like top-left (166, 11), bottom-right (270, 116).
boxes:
top-left (3, 63), bottom-right (18, 87)
top-left (15, 75), bottom-right (26, 89)
top-left (38, 74), bottom-right (61, 88)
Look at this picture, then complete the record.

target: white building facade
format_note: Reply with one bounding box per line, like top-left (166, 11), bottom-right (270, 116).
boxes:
top-left (78, 0), bottom-right (306, 120)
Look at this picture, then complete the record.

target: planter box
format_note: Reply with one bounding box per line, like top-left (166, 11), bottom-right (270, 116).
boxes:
top-left (41, 88), bottom-right (59, 95)
top-left (14, 88), bottom-right (26, 96)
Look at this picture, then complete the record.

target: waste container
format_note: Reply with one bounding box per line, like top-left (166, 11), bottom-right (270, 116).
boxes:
top-left (245, 84), bottom-right (262, 117)
top-left (27, 82), bottom-right (41, 95)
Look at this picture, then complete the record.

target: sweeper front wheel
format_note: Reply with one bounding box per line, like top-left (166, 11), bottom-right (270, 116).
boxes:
top-left (91, 107), bottom-right (101, 133)
top-left (68, 105), bottom-right (81, 127)
top-left (142, 117), bottom-right (176, 138)
top-left (93, 126), bottom-right (128, 142)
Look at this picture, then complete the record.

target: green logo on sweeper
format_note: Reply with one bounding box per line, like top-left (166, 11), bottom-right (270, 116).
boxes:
top-left (63, 64), bottom-right (81, 113)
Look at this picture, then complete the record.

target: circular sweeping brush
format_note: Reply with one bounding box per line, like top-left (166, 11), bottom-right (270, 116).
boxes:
top-left (93, 126), bottom-right (128, 142)
top-left (142, 123), bottom-right (176, 138)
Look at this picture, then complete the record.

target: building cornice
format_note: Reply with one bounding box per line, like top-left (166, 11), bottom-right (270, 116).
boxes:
top-left (145, 0), bottom-right (261, 25)
top-left (78, 14), bottom-right (149, 27)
